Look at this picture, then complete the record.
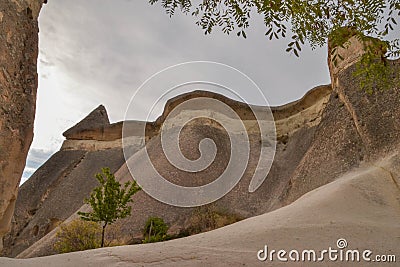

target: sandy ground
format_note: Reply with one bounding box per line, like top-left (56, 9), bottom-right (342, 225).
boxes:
top-left (1, 156), bottom-right (399, 266)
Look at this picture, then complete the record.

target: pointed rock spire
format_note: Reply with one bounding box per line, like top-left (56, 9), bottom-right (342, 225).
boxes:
top-left (63, 105), bottom-right (110, 139)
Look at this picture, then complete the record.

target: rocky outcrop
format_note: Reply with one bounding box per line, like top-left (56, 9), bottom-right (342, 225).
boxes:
top-left (0, 0), bottom-right (44, 250)
top-left (3, 84), bottom-right (331, 258)
top-left (273, 85), bottom-right (331, 141)
top-left (6, 35), bottom-right (399, 259)
top-left (281, 37), bottom-right (400, 204)
top-left (60, 87), bottom-right (331, 152)
top-left (62, 105), bottom-right (110, 140)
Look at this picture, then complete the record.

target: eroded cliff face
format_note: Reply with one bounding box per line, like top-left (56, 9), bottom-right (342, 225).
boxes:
top-left (4, 85), bottom-right (331, 258)
top-left (282, 36), bottom-right (400, 204)
top-left (0, 0), bottom-right (44, 250)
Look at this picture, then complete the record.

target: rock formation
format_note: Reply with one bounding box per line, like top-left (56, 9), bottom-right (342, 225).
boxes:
top-left (0, 0), bottom-right (44, 251)
top-left (282, 36), bottom-right (400, 204)
top-left (63, 105), bottom-right (110, 139)
top-left (2, 27), bottom-right (399, 262)
top-left (3, 83), bottom-right (331, 257)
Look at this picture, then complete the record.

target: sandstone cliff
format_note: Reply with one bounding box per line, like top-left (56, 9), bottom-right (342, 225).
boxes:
top-left (3, 83), bottom-right (331, 257)
top-left (0, 0), bottom-right (45, 251)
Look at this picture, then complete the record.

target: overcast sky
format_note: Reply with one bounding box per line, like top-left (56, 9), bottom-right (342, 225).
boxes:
top-left (21, 0), bottom-right (332, 184)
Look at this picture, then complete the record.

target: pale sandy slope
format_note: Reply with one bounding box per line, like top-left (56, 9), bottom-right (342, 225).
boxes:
top-left (1, 155), bottom-right (399, 267)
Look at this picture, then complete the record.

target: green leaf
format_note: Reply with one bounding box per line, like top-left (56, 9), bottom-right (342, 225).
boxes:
top-left (78, 167), bottom-right (142, 244)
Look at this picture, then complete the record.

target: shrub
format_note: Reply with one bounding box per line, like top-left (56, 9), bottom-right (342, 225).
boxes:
top-left (142, 217), bottom-right (169, 243)
top-left (54, 219), bottom-right (101, 253)
top-left (102, 223), bottom-right (127, 247)
top-left (186, 204), bottom-right (243, 235)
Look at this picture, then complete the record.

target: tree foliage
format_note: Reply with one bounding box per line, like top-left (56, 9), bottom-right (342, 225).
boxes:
top-left (149, 0), bottom-right (400, 92)
top-left (149, 0), bottom-right (399, 58)
top-left (78, 167), bottom-right (141, 247)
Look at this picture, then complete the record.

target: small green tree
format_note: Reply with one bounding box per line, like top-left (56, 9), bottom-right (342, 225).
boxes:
top-left (78, 167), bottom-right (141, 247)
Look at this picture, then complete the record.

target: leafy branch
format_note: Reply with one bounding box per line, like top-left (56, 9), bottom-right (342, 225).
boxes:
top-left (78, 167), bottom-right (141, 247)
top-left (148, 0), bottom-right (399, 59)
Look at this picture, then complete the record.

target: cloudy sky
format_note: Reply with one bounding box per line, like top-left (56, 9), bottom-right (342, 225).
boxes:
top-left (21, 0), bottom-right (333, 183)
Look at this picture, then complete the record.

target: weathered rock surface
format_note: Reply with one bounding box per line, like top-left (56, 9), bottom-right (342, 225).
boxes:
top-left (282, 47), bottom-right (400, 205)
top-left (4, 33), bottom-right (399, 263)
top-left (5, 84), bottom-right (331, 258)
top-left (63, 105), bottom-right (110, 140)
top-left (0, 0), bottom-right (44, 250)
